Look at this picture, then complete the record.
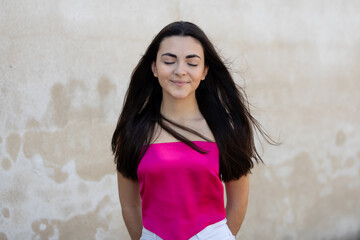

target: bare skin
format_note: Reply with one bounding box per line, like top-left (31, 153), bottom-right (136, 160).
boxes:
top-left (225, 175), bottom-right (250, 236)
top-left (117, 172), bottom-right (142, 240)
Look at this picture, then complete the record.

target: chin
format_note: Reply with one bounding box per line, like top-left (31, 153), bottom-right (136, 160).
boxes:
top-left (168, 92), bottom-right (192, 99)
top-left (171, 94), bottom-right (190, 99)
top-left (163, 89), bottom-right (195, 100)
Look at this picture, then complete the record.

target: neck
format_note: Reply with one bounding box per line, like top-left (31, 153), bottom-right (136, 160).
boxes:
top-left (160, 94), bottom-right (201, 122)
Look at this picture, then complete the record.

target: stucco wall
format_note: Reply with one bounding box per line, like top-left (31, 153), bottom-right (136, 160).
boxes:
top-left (1, 1), bottom-right (359, 239)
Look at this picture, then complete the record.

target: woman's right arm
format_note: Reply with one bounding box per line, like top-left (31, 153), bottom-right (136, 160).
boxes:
top-left (117, 171), bottom-right (143, 240)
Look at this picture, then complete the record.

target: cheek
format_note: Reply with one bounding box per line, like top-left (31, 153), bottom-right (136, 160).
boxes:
top-left (190, 70), bottom-right (206, 81)
top-left (156, 65), bottom-right (172, 77)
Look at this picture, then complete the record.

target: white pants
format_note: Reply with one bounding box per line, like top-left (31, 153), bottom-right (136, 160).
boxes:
top-left (139, 218), bottom-right (235, 240)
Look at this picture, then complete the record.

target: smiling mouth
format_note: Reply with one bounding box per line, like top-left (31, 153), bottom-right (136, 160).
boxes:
top-left (171, 80), bottom-right (189, 87)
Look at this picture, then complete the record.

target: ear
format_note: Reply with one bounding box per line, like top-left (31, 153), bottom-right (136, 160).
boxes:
top-left (201, 66), bottom-right (209, 80)
top-left (151, 62), bottom-right (158, 77)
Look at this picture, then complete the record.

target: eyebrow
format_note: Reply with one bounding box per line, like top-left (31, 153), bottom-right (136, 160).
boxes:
top-left (161, 53), bottom-right (201, 59)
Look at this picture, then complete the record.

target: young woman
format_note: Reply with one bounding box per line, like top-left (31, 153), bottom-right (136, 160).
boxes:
top-left (112, 21), bottom-right (272, 240)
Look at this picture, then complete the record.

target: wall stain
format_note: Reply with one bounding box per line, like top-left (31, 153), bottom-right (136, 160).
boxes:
top-left (1, 158), bottom-right (11, 170)
top-left (31, 219), bottom-right (54, 240)
top-left (345, 157), bottom-right (355, 168)
top-left (249, 150), bottom-right (358, 238)
top-left (23, 122), bottom-right (114, 182)
top-left (0, 232), bottom-right (8, 240)
top-left (3, 173), bottom-right (27, 205)
top-left (2, 208), bottom-right (10, 218)
top-left (53, 168), bottom-right (69, 184)
top-left (46, 79), bottom-right (111, 127)
top-left (21, 78), bottom-right (116, 182)
top-left (68, 79), bottom-right (86, 96)
top-left (51, 83), bottom-right (71, 128)
top-left (336, 130), bottom-right (346, 146)
top-left (288, 152), bottom-right (322, 234)
top-left (97, 76), bottom-right (116, 99)
top-left (30, 197), bottom-right (111, 240)
top-left (25, 118), bottom-right (41, 130)
top-left (5, 132), bottom-right (21, 161)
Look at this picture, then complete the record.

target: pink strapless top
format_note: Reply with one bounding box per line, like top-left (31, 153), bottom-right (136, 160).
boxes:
top-left (137, 141), bottom-right (226, 240)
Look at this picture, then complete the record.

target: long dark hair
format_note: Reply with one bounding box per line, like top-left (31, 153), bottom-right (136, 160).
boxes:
top-left (112, 21), bottom-right (275, 182)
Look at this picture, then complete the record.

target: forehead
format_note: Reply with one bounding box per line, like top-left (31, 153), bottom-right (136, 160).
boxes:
top-left (157, 36), bottom-right (204, 57)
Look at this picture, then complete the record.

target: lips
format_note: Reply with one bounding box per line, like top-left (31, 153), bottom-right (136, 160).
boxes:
top-left (171, 80), bottom-right (189, 87)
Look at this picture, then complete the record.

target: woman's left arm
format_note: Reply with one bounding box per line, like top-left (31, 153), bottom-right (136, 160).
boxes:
top-left (225, 174), bottom-right (250, 236)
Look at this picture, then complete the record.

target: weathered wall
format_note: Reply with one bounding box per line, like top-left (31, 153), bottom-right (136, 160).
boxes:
top-left (0, 0), bottom-right (359, 239)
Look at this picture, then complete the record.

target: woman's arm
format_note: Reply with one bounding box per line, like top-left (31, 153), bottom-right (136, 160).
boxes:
top-left (225, 174), bottom-right (250, 236)
top-left (117, 172), bottom-right (143, 240)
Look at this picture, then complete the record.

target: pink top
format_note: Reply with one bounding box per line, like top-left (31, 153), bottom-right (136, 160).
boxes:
top-left (137, 141), bottom-right (226, 240)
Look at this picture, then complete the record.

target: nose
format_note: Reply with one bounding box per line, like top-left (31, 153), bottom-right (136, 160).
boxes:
top-left (174, 62), bottom-right (186, 76)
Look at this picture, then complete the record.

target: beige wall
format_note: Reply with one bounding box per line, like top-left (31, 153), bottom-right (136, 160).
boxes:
top-left (1, 0), bottom-right (359, 239)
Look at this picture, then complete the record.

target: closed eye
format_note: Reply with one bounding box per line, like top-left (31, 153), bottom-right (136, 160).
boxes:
top-left (164, 62), bottom-right (175, 65)
top-left (188, 63), bottom-right (198, 67)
